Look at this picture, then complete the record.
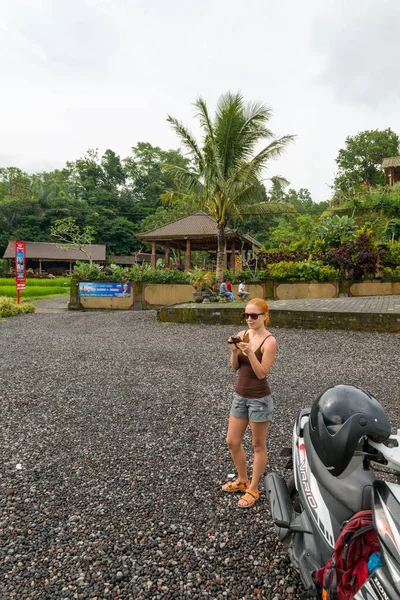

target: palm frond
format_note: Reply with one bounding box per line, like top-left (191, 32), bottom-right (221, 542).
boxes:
top-left (166, 115), bottom-right (204, 169)
top-left (245, 135), bottom-right (296, 177)
top-left (268, 175), bottom-right (290, 190)
top-left (164, 164), bottom-right (204, 197)
top-left (242, 201), bottom-right (297, 215)
top-left (193, 97), bottom-right (215, 140)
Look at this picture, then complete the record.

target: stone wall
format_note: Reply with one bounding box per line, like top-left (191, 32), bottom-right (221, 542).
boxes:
top-left (274, 281), bottom-right (338, 300)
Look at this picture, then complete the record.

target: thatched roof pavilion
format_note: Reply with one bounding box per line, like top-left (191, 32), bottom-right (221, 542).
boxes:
top-left (382, 156), bottom-right (400, 185)
top-left (136, 211), bottom-right (261, 271)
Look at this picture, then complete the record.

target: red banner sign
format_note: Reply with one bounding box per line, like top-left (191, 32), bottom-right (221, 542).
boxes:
top-left (15, 241), bottom-right (26, 294)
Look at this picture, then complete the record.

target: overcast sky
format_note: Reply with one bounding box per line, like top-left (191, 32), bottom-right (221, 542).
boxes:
top-left (1, 0), bottom-right (399, 202)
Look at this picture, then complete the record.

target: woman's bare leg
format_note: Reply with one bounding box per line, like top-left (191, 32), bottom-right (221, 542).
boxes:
top-left (226, 415), bottom-right (249, 482)
top-left (241, 421), bottom-right (270, 501)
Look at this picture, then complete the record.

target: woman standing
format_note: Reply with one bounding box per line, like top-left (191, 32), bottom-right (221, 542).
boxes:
top-left (222, 298), bottom-right (276, 508)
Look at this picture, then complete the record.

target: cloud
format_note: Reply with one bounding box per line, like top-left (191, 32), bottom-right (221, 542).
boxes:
top-left (312, 0), bottom-right (400, 108)
top-left (0, 0), bottom-right (117, 83)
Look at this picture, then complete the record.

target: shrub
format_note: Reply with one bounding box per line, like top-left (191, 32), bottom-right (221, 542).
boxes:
top-left (136, 268), bottom-right (191, 284)
top-left (257, 250), bottom-right (309, 265)
top-left (381, 241), bottom-right (400, 266)
top-left (20, 303), bottom-right (36, 314)
top-left (267, 261), bottom-right (338, 282)
top-left (0, 297), bottom-right (36, 318)
top-left (381, 267), bottom-right (400, 281)
top-left (326, 229), bottom-right (381, 280)
top-left (189, 268), bottom-right (214, 291)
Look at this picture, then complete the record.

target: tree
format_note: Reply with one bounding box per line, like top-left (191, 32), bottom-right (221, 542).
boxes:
top-left (165, 92), bottom-right (295, 283)
top-left (334, 128), bottom-right (400, 194)
top-left (124, 142), bottom-right (189, 209)
top-left (50, 217), bottom-right (96, 264)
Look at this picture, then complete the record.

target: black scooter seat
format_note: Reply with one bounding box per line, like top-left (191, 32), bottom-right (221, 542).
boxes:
top-left (303, 422), bottom-right (374, 515)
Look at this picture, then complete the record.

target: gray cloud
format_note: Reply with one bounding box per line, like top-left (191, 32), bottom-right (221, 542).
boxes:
top-left (312, 0), bottom-right (400, 108)
top-left (0, 0), bottom-right (116, 82)
top-left (0, 0), bottom-right (399, 203)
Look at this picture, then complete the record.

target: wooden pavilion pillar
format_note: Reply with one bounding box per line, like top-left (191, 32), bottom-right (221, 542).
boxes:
top-left (185, 239), bottom-right (191, 271)
top-left (151, 241), bottom-right (156, 268)
top-left (230, 239), bottom-right (236, 272)
top-left (165, 242), bottom-right (170, 267)
top-left (176, 247), bottom-right (181, 267)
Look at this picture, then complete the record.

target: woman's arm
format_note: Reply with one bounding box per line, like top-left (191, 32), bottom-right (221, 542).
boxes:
top-left (230, 347), bottom-right (240, 371)
top-left (238, 337), bottom-right (276, 380)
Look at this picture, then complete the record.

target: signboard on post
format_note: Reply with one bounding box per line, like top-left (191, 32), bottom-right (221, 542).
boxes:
top-left (15, 241), bottom-right (26, 303)
top-left (78, 281), bottom-right (131, 298)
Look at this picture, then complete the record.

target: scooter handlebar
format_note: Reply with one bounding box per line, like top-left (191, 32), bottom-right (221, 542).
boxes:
top-left (369, 429), bottom-right (400, 472)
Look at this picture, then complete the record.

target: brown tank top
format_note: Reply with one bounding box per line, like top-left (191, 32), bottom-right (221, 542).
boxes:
top-left (235, 335), bottom-right (272, 398)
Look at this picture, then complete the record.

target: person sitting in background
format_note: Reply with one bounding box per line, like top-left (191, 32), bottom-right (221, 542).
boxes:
top-left (238, 280), bottom-right (250, 301)
top-left (220, 279), bottom-right (235, 302)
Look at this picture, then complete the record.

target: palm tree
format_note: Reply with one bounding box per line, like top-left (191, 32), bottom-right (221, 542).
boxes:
top-left (164, 91), bottom-right (295, 283)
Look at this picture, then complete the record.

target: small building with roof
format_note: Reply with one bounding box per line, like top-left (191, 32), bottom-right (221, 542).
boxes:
top-left (135, 211), bottom-right (262, 271)
top-left (382, 157), bottom-right (400, 186)
top-left (3, 241), bottom-right (106, 275)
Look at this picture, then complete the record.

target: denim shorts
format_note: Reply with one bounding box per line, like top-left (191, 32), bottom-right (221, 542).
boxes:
top-left (230, 392), bottom-right (274, 423)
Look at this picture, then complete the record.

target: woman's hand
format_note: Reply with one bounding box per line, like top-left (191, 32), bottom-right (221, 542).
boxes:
top-left (228, 337), bottom-right (240, 351)
top-left (237, 342), bottom-right (253, 356)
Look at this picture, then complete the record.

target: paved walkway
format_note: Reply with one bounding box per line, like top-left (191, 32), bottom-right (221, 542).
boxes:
top-left (267, 295), bottom-right (400, 314)
top-left (32, 295), bottom-right (69, 312)
top-left (32, 295), bottom-right (400, 315)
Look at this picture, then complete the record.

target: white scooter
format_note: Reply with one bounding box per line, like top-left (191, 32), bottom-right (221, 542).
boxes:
top-left (265, 384), bottom-right (400, 599)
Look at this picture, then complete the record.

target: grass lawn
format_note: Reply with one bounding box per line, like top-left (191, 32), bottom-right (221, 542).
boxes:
top-left (0, 277), bottom-right (70, 300)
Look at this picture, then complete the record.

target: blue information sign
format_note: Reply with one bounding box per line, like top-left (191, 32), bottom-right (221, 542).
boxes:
top-left (79, 282), bottom-right (131, 298)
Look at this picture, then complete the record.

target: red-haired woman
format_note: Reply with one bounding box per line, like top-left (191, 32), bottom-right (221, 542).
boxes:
top-left (222, 298), bottom-right (277, 508)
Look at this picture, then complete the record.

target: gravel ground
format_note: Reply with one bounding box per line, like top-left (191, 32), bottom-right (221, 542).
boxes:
top-left (1, 311), bottom-right (399, 600)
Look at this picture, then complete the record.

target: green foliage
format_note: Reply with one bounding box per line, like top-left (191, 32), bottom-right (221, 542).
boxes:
top-left (73, 261), bottom-right (191, 284)
top-left (326, 229), bottom-right (380, 280)
top-left (73, 261), bottom-right (106, 281)
top-left (0, 297), bottom-right (36, 318)
top-left (267, 261), bottom-right (338, 282)
top-left (381, 266), bottom-right (400, 281)
top-left (0, 259), bottom-right (9, 276)
top-left (223, 269), bottom-right (255, 283)
top-left (189, 267), bottom-right (214, 291)
top-left (0, 144), bottom-right (188, 258)
top-left (385, 219), bottom-right (400, 242)
top-left (316, 215), bottom-right (357, 246)
top-left (137, 268), bottom-right (190, 284)
top-left (382, 241), bottom-right (400, 266)
top-left (334, 128), bottom-right (400, 194)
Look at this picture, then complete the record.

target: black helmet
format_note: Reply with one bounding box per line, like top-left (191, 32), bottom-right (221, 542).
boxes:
top-left (309, 384), bottom-right (391, 476)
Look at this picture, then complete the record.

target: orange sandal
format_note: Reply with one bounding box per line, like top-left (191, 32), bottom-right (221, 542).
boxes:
top-left (237, 489), bottom-right (259, 508)
top-left (221, 478), bottom-right (250, 493)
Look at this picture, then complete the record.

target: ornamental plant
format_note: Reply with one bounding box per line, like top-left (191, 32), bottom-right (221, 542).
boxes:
top-left (381, 267), bottom-right (400, 281)
top-left (381, 241), bottom-right (400, 267)
top-left (189, 267), bottom-right (214, 291)
top-left (257, 250), bottom-right (309, 265)
top-left (0, 297), bottom-right (36, 319)
top-left (326, 228), bottom-right (381, 280)
top-left (267, 261), bottom-right (338, 282)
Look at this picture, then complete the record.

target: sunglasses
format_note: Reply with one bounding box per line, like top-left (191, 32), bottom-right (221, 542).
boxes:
top-left (242, 312), bottom-right (265, 320)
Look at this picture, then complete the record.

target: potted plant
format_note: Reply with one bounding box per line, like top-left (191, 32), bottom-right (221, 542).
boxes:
top-left (190, 268), bottom-right (214, 303)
